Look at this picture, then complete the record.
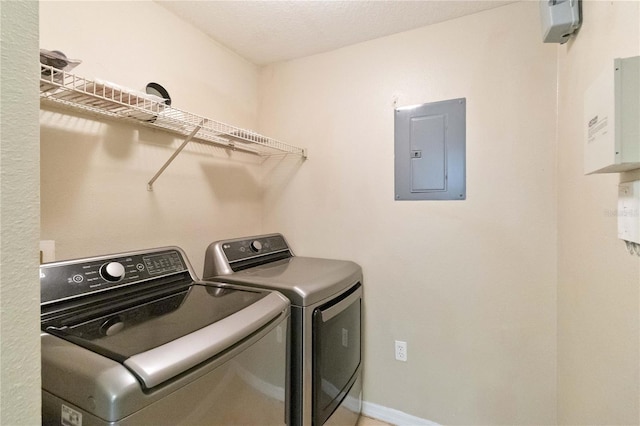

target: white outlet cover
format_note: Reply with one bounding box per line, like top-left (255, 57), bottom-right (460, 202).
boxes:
top-left (395, 340), bottom-right (407, 362)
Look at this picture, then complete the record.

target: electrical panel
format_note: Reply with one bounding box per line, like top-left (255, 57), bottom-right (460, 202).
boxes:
top-left (394, 98), bottom-right (466, 201)
top-left (584, 56), bottom-right (640, 174)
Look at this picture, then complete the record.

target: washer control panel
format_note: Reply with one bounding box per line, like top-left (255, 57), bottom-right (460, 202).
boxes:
top-left (40, 249), bottom-right (187, 305)
top-left (222, 234), bottom-right (290, 262)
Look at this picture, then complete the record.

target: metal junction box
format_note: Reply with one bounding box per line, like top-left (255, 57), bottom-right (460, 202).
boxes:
top-left (584, 56), bottom-right (640, 174)
top-left (394, 98), bottom-right (466, 201)
top-left (539, 0), bottom-right (581, 44)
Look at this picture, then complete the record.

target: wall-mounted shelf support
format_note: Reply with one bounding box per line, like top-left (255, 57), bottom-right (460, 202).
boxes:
top-left (147, 120), bottom-right (204, 191)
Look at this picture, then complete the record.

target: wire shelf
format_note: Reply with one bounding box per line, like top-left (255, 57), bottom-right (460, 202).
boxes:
top-left (39, 64), bottom-right (307, 159)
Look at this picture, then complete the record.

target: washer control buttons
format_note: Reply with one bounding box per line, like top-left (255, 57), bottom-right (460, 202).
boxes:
top-left (72, 274), bottom-right (84, 283)
top-left (100, 262), bottom-right (125, 282)
top-left (250, 240), bottom-right (263, 252)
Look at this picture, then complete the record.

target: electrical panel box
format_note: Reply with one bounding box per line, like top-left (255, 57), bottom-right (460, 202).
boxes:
top-left (394, 98), bottom-right (466, 201)
top-left (584, 56), bottom-right (640, 174)
top-left (618, 181), bottom-right (640, 244)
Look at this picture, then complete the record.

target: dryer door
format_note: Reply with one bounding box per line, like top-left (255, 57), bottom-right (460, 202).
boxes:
top-left (312, 283), bottom-right (362, 425)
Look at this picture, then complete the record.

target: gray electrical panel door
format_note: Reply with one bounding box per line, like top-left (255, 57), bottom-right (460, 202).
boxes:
top-left (394, 98), bottom-right (466, 200)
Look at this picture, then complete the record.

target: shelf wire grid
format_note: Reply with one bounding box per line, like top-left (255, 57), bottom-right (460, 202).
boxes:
top-left (39, 64), bottom-right (307, 159)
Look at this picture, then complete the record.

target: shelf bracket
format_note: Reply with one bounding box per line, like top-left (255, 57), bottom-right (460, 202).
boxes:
top-left (147, 120), bottom-right (205, 191)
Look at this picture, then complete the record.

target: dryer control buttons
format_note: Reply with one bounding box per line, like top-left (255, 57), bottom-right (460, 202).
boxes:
top-left (100, 262), bottom-right (125, 282)
top-left (250, 240), bottom-right (263, 252)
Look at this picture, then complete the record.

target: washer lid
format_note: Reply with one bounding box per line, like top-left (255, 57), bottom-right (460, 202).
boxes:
top-left (214, 256), bottom-right (362, 306)
top-left (44, 285), bottom-right (287, 388)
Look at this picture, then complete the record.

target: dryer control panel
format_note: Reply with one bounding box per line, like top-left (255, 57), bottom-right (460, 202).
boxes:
top-left (221, 234), bottom-right (290, 262)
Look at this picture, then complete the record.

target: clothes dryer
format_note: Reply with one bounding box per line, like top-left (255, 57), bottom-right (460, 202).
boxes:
top-left (204, 234), bottom-right (363, 426)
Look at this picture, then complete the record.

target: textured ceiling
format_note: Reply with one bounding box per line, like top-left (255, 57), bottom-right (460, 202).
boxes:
top-left (156, 1), bottom-right (518, 65)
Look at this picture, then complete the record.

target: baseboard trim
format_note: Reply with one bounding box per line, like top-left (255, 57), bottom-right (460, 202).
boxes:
top-left (361, 401), bottom-right (441, 426)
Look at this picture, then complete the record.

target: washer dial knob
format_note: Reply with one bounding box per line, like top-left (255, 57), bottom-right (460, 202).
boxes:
top-left (100, 262), bottom-right (125, 282)
top-left (250, 240), bottom-right (263, 252)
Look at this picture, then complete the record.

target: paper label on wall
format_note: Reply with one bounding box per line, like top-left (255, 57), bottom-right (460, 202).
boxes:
top-left (61, 404), bottom-right (82, 426)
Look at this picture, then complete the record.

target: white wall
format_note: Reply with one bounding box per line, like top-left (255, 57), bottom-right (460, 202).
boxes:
top-left (39, 1), bottom-right (264, 273)
top-left (0, 1), bottom-right (41, 424)
top-left (259, 2), bottom-right (558, 424)
top-left (557, 1), bottom-right (640, 424)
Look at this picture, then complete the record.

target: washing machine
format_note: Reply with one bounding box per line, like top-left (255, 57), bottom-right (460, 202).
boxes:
top-left (203, 233), bottom-right (363, 426)
top-left (41, 246), bottom-right (289, 425)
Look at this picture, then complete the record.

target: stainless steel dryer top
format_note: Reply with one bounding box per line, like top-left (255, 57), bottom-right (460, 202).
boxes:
top-left (203, 234), bottom-right (362, 307)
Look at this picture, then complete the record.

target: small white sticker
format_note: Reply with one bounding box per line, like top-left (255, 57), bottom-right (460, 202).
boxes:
top-left (587, 114), bottom-right (609, 144)
top-left (61, 404), bottom-right (82, 426)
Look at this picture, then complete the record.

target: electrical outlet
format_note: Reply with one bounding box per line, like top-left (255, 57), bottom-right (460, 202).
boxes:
top-left (395, 340), bottom-right (407, 362)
